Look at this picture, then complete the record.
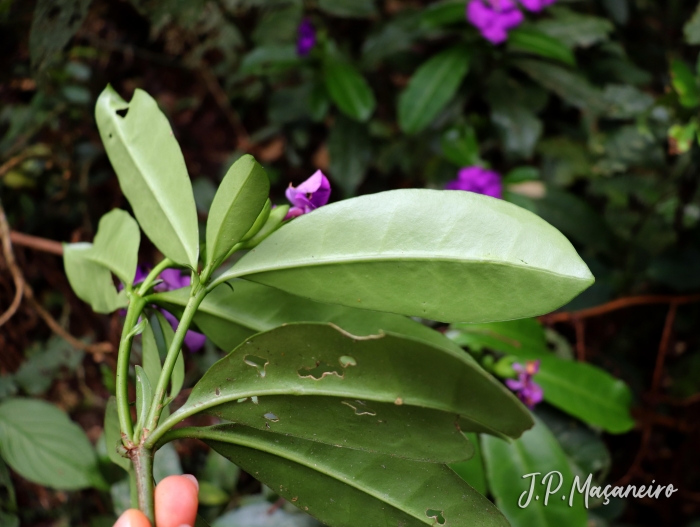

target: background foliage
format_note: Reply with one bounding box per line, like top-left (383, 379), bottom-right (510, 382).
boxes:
top-left (2, 0), bottom-right (700, 526)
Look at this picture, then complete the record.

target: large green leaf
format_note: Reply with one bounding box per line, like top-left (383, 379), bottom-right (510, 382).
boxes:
top-left (168, 323), bottom-right (532, 442)
top-left (0, 398), bottom-right (105, 490)
top-left (323, 59), bottom-right (376, 122)
top-left (398, 46), bottom-right (471, 135)
top-left (449, 319), bottom-right (635, 434)
top-left (95, 86), bottom-right (199, 268)
top-left (449, 433), bottom-right (487, 495)
top-left (63, 242), bottom-right (127, 314)
top-left (482, 416), bottom-right (587, 527)
top-left (88, 209), bottom-right (140, 284)
top-left (206, 155), bottom-right (270, 268)
top-left (214, 189), bottom-right (594, 323)
top-left (196, 426), bottom-right (509, 527)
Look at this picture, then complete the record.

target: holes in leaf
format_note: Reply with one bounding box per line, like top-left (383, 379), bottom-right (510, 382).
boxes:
top-left (215, 387), bottom-right (221, 396)
top-left (264, 412), bottom-right (279, 422)
top-left (244, 355), bottom-right (269, 378)
top-left (298, 361), bottom-right (343, 380)
top-left (115, 107), bottom-right (129, 118)
top-left (426, 510), bottom-right (446, 525)
top-left (339, 355), bottom-right (356, 368)
top-left (342, 400), bottom-right (376, 416)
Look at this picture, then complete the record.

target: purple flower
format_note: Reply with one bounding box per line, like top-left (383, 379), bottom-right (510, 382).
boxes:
top-left (297, 18), bottom-right (316, 56)
top-left (285, 170), bottom-right (331, 219)
top-left (467, 0), bottom-right (524, 44)
top-left (506, 360), bottom-right (544, 409)
top-left (445, 166), bottom-right (503, 199)
top-left (519, 0), bottom-right (557, 12)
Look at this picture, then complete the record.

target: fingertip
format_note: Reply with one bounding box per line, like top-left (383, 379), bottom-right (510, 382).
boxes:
top-left (155, 475), bottom-right (199, 527)
top-left (114, 509), bottom-right (151, 527)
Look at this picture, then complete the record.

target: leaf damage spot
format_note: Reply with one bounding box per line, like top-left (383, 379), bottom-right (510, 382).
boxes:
top-left (244, 355), bottom-right (269, 377)
top-left (115, 107), bottom-right (129, 118)
top-left (298, 361), bottom-right (343, 380)
top-left (264, 412), bottom-right (279, 422)
top-left (215, 387), bottom-right (221, 396)
top-left (341, 400), bottom-right (377, 416)
top-left (395, 397), bottom-right (403, 405)
top-left (339, 355), bottom-right (356, 368)
top-left (426, 509), bottom-right (446, 525)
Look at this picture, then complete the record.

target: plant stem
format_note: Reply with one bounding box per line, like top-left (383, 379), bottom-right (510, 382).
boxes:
top-left (131, 446), bottom-right (155, 524)
top-left (116, 295), bottom-right (147, 443)
top-left (143, 287), bottom-right (208, 440)
top-left (137, 258), bottom-right (175, 296)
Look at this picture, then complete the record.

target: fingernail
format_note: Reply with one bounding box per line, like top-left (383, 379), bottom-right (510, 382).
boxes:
top-left (178, 524), bottom-right (191, 527)
top-left (182, 473), bottom-right (199, 490)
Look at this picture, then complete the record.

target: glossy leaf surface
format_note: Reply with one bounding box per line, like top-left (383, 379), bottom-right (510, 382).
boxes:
top-left (206, 155), bottom-right (270, 267)
top-left (323, 59), bottom-right (376, 122)
top-left (88, 209), bottom-right (140, 284)
top-left (63, 242), bottom-right (127, 314)
top-left (95, 86), bottom-right (199, 268)
top-left (0, 398), bottom-right (105, 490)
top-left (398, 46), bottom-right (471, 135)
top-left (482, 417), bottom-right (587, 527)
top-left (154, 280), bottom-right (469, 358)
top-left (199, 426), bottom-right (509, 527)
top-left (449, 432), bottom-right (487, 495)
top-left (217, 189), bottom-right (594, 323)
top-left (449, 319), bottom-right (635, 433)
top-left (172, 323), bottom-right (532, 441)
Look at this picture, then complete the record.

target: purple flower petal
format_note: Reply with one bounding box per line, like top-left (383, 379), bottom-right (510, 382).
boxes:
top-left (297, 18), bottom-right (316, 56)
top-left (519, 0), bottom-right (557, 12)
top-left (155, 269), bottom-right (191, 292)
top-left (506, 360), bottom-right (543, 409)
top-left (445, 166), bottom-right (503, 199)
top-left (160, 309), bottom-right (206, 353)
top-left (284, 170), bottom-right (331, 218)
top-left (466, 0), bottom-right (524, 44)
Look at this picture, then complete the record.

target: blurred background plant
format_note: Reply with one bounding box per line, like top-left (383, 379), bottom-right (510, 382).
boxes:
top-left (2, 0), bottom-right (700, 526)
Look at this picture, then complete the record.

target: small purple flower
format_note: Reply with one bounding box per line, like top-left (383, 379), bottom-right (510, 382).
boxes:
top-left (467, 0), bottom-right (524, 44)
top-left (445, 166), bottom-right (503, 199)
top-left (285, 170), bottom-right (331, 219)
top-left (519, 0), bottom-right (557, 12)
top-left (297, 18), bottom-right (316, 56)
top-left (506, 360), bottom-right (544, 409)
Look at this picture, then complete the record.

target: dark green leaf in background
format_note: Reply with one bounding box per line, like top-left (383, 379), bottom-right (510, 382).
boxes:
top-left (671, 59), bottom-right (700, 108)
top-left (440, 125), bottom-right (481, 167)
top-left (684, 3), bottom-right (700, 45)
top-left (328, 115), bottom-right (372, 196)
top-left (318, 0), bottom-right (377, 19)
top-left (449, 432), bottom-right (487, 495)
top-left (323, 59), bottom-right (376, 122)
top-left (398, 46), bottom-right (471, 135)
top-left (508, 28), bottom-right (576, 66)
top-left (535, 7), bottom-right (614, 49)
top-left (105, 397), bottom-right (130, 471)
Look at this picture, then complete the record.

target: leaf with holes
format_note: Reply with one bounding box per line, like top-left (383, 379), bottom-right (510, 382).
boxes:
top-left (95, 86), bottom-right (199, 268)
top-left (63, 242), bottom-right (127, 314)
top-left (0, 398), bottom-right (106, 490)
top-left (162, 323), bottom-right (532, 458)
top-left (187, 426), bottom-right (509, 527)
top-left (154, 279), bottom-right (470, 361)
top-left (398, 46), bottom-right (471, 135)
top-left (214, 189), bottom-right (594, 323)
top-left (206, 155), bottom-right (270, 268)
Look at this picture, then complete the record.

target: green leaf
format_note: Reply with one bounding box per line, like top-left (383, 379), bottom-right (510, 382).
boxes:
top-left (489, 101), bottom-right (543, 160)
top-left (323, 59), bottom-right (376, 122)
top-left (504, 166), bottom-right (540, 184)
top-left (63, 242), bottom-right (127, 314)
top-left (212, 501), bottom-right (319, 527)
top-left (420, 0), bottom-right (467, 29)
top-left (534, 6), bottom-right (613, 49)
top-left (440, 125), bottom-right (480, 166)
top-left (449, 320), bottom-right (635, 434)
top-left (199, 426), bottom-right (509, 527)
top-left (0, 398), bottom-right (106, 490)
top-left (142, 316), bottom-right (163, 390)
top-left (105, 397), bottom-right (130, 471)
top-left (29, 0), bottom-right (92, 73)
top-left (508, 28), bottom-right (576, 66)
top-left (206, 155), bottom-right (270, 268)
top-left (134, 365), bottom-right (153, 433)
top-left (154, 311), bottom-right (185, 399)
top-left (88, 209), bottom-right (140, 284)
top-left (515, 59), bottom-right (607, 113)
top-left (198, 481), bottom-right (230, 506)
top-left (449, 433), bottom-right (487, 495)
top-left (684, 3), bottom-right (700, 45)
top-left (317, 0), bottom-right (377, 18)
top-left (216, 189), bottom-right (594, 323)
top-left (671, 59), bottom-right (700, 109)
top-left (482, 416), bottom-right (588, 527)
top-left (95, 86), bottom-right (199, 268)
top-left (240, 45), bottom-right (301, 76)
top-left (398, 46), bottom-right (471, 135)
top-left (240, 204), bottom-right (289, 250)
top-left (171, 323), bottom-right (532, 444)
top-left (328, 115), bottom-right (372, 196)
top-left (14, 337), bottom-right (84, 395)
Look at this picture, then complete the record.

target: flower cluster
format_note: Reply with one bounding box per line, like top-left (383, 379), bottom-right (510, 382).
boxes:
top-left (467, 0), bottom-right (557, 44)
top-left (284, 169), bottom-right (331, 219)
top-left (505, 360), bottom-right (544, 408)
top-left (445, 166), bottom-right (503, 199)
